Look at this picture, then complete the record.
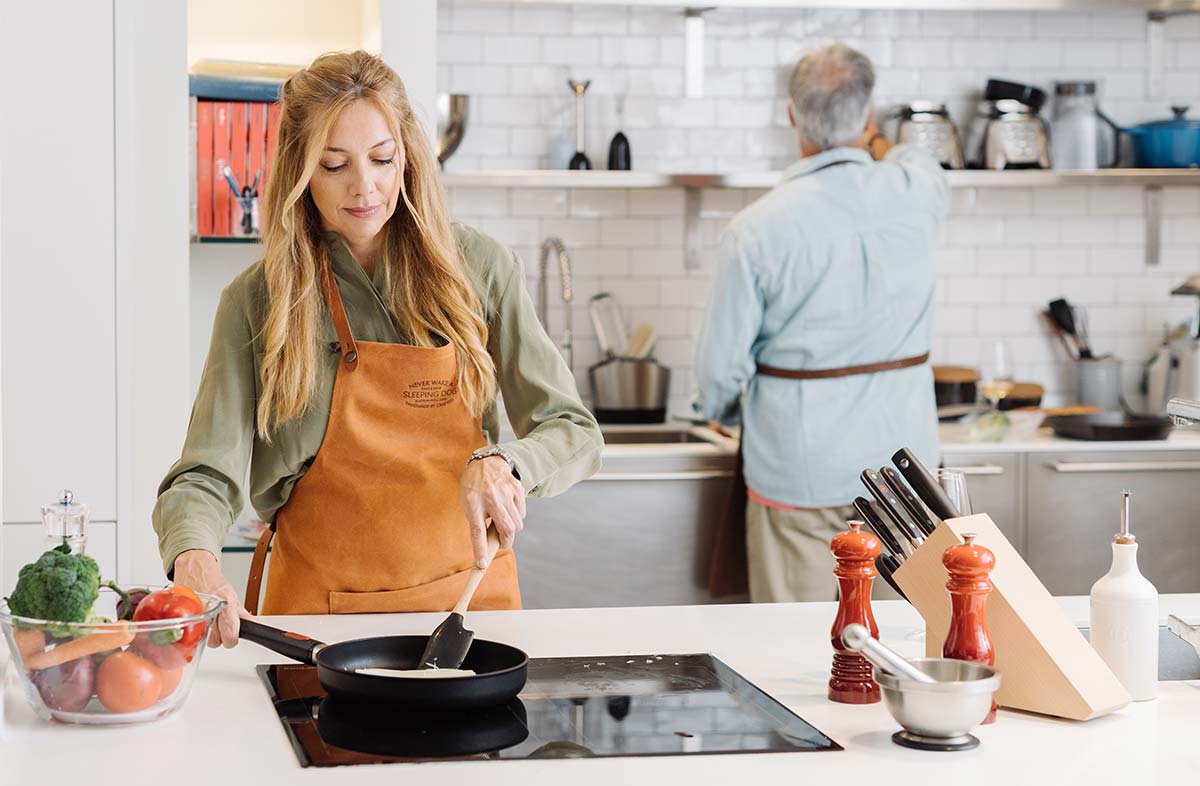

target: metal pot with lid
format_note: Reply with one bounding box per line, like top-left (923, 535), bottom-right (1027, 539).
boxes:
top-left (894, 101), bottom-right (964, 169)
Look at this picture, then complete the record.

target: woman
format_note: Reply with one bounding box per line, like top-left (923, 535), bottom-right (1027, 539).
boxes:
top-left (154, 51), bottom-right (602, 646)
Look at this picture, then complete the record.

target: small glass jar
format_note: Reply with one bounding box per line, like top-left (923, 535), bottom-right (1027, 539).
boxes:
top-left (42, 489), bottom-right (88, 555)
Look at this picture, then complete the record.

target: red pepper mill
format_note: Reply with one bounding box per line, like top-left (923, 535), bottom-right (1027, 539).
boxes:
top-left (943, 532), bottom-right (997, 724)
top-left (828, 520), bottom-right (881, 704)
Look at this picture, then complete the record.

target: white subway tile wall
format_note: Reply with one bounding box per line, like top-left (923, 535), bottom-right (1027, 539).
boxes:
top-left (437, 2), bottom-right (1200, 414)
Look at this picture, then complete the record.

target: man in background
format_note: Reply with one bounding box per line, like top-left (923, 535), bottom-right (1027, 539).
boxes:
top-left (696, 43), bottom-right (950, 602)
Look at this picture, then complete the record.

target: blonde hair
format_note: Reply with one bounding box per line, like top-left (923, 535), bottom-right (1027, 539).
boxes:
top-left (257, 50), bottom-right (495, 437)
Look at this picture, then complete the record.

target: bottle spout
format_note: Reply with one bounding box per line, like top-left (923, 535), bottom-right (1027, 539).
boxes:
top-left (1117, 489), bottom-right (1136, 544)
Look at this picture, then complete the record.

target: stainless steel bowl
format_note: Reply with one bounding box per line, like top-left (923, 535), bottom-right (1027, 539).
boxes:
top-left (875, 658), bottom-right (1000, 743)
top-left (588, 358), bottom-right (670, 424)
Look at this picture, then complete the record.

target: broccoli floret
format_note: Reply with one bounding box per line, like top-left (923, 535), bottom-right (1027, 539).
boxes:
top-left (7, 544), bottom-right (101, 623)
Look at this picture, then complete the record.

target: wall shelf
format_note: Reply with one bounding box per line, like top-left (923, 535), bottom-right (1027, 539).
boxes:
top-left (443, 169), bottom-right (1200, 190)
top-left (193, 235), bottom-right (262, 243)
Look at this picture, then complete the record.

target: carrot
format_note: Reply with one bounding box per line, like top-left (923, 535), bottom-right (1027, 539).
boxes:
top-left (13, 627), bottom-right (46, 660)
top-left (24, 625), bottom-right (134, 671)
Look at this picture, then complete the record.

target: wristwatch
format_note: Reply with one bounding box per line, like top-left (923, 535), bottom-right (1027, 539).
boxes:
top-left (467, 445), bottom-right (520, 479)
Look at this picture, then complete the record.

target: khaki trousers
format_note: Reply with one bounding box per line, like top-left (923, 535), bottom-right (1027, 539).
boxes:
top-left (746, 499), bottom-right (901, 603)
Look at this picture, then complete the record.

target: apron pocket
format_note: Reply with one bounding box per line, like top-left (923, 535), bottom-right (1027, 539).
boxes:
top-left (327, 551), bottom-right (521, 614)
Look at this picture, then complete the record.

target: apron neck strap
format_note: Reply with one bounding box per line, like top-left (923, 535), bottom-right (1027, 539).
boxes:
top-left (319, 259), bottom-right (360, 372)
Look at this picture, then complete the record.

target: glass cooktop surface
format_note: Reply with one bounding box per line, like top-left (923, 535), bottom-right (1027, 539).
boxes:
top-left (259, 653), bottom-right (842, 766)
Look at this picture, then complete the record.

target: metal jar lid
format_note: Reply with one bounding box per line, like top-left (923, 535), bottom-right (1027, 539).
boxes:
top-left (1055, 80), bottom-right (1097, 96)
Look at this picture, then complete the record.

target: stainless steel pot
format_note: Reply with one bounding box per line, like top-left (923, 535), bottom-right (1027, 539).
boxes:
top-left (589, 358), bottom-right (670, 424)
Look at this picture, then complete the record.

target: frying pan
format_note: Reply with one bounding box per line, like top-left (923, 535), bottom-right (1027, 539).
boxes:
top-left (1043, 412), bottom-right (1173, 441)
top-left (239, 619), bottom-right (528, 711)
top-left (316, 696), bottom-right (529, 758)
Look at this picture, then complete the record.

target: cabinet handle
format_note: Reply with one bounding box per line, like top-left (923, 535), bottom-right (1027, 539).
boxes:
top-left (1049, 461), bottom-right (1200, 474)
top-left (944, 464), bottom-right (1004, 476)
top-left (589, 470), bottom-right (736, 482)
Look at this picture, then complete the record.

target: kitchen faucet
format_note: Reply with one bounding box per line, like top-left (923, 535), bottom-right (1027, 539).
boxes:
top-left (538, 236), bottom-right (574, 372)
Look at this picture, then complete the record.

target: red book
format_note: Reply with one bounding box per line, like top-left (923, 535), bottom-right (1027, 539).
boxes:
top-left (264, 102), bottom-right (281, 195)
top-left (248, 102), bottom-right (267, 195)
top-left (196, 101), bottom-right (214, 236)
top-left (212, 102), bottom-right (232, 236)
top-left (230, 103), bottom-right (248, 234)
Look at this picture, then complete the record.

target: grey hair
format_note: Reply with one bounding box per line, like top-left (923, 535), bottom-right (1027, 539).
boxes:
top-left (788, 44), bottom-right (875, 150)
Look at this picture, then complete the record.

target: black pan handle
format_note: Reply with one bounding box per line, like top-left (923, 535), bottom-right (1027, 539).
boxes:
top-left (891, 448), bottom-right (959, 521)
top-left (239, 619), bottom-right (325, 665)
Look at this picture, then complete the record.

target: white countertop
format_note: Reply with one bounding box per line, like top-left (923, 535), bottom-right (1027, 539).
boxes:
top-left (4, 597), bottom-right (1199, 784)
top-left (940, 422), bottom-right (1200, 454)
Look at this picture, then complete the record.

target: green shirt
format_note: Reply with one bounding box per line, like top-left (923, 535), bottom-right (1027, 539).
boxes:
top-left (153, 225), bottom-right (602, 574)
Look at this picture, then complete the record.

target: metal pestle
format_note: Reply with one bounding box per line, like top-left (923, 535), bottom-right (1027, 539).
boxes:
top-left (841, 624), bottom-right (938, 684)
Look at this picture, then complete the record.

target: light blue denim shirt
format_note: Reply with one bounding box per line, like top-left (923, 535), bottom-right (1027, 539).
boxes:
top-left (695, 145), bottom-right (950, 508)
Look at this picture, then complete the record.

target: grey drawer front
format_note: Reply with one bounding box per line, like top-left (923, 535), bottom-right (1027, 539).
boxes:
top-left (1026, 450), bottom-right (1200, 595)
top-left (942, 451), bottom-right (1024, 553)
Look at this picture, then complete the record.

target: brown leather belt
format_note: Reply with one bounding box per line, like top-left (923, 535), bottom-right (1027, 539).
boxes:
top-left (756, 352), bottom-right (929, 380)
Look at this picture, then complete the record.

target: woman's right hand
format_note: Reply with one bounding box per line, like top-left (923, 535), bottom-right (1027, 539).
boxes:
top-left (172, 549), bottom-right (248, 648)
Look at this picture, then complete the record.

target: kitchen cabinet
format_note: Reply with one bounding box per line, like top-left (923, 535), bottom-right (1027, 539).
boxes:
top-left (1026, 450), bottom-right (1200, 595)
top-left (516, 430), bottom-right (739, 608)
top-left (941, 450), bottom-right (1024, 552)
top-left (1, 2), bottom-right (116, 522)
top-left (2, 522), bottom-right (118, 593)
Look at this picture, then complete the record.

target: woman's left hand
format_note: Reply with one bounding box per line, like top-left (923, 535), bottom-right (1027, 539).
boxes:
top-left (460, 456), bottom-right (527, 569)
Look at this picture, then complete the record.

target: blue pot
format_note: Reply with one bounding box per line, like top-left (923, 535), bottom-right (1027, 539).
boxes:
top-left (1125, 106), bottom-right (1200, 168)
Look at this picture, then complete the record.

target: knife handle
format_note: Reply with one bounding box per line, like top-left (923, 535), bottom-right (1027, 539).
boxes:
top-left (881, 466), bottom-right (938, 537)
top-left (862, 469), bottom-right (925, 549)
top-left (892, 448), bottom-right (960, 520)
top-left (853, 496), bottom-right (905, 560)
top-left (875, 555), bottom-right (908, 603)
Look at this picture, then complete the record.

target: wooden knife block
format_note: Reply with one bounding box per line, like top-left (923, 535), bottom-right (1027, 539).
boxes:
top-left (892, 513), bottom-right (1131, 721)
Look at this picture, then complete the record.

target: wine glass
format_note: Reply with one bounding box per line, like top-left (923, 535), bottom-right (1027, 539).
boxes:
top-left (935, 468), bottom-right (973, 516)
top-left (979, 340), bottom-right (1014, 412)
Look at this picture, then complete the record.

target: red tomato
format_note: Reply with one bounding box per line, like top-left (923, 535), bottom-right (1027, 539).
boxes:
top-left (96, 651), bottom-right (162, 714)
top-left (132, 585), bottom-right (206, 668)
top-left (157, 668), bottom-right (183, 701)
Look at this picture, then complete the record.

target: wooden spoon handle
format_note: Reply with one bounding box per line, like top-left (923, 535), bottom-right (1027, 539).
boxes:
top-left (454, 528), bottom-right (501, 615)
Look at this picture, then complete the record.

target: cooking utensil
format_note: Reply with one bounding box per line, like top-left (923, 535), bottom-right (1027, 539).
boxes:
top-left (891, 448), bottom-right (961, 520)
top-left (238, 620), bottom-right (528, 711)
top-left (1044, 311), bottom-right (1078, 360)
top-left (419, 529), bottom-right (501, 670)
top-left (853, 496), bottom-right (907, 560)
top-left (627, 322), bottom-right (656, 359)
top-left (881, 467), bottom-right (938, 537)
top-left (435, 94), bottom-right (469, 166)
top-left (999, 382), bottom-right (1045, 411)
top-left (894, 101), bottom-right (964, 169)
top-left (588, 293), bottom-right (628, 359)
top-left (1167, 615), bottom-right (1200, 660)
top-left (861, 469), bottom-right (925, 550)
top-left (875, 658), bottom-right (1002, 751)
top-left (1043, 412), bottom-right (1173, 441)
top-left (567, 79), bottom-right (592, 170)
top-left (933, 366), bottom-right (978, 410)
top-left (1051, 81), bottom-right (1120, 170)
top-left (1125, 106), bottom-right (1200, 168)
top-left (1073, 305), bottom-right (1094, 359)
top-left (1048, 298), bottom-right (1086, 357)
top-left (589, 357), bottom-right (670, 424)
top-left (980, 99), bottom-right (1051, 170)
top-left (840, 624), bottom-right (935, 683)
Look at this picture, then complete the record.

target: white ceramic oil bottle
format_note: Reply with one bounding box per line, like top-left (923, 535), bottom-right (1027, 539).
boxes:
top-left (1089, 490), bottom-right (1158, 701)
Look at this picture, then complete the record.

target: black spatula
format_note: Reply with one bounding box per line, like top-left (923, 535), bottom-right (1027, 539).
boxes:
top-left (419, 528), bottom-right (501, 670)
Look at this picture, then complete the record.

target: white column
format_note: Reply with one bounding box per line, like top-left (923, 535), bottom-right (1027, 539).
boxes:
top-left (380, 0), bottom-right (439, 143)
top-left (114, 0), bottom-right (192, 584)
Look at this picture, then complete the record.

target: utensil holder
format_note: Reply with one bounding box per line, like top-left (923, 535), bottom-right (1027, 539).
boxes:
top-left (892, 513), bottom-right (1131, 721)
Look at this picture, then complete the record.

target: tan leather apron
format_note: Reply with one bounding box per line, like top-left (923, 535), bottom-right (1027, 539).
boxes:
top-left (707, 353), bottom-right (929, 597)
top-left (244, 260), bottom-right (521, 615)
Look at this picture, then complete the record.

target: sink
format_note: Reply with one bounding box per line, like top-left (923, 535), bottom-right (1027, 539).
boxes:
top-left (1078, 626), bottom-right (1200, 682)
top-left (600, 429), bottom-right (711, 445)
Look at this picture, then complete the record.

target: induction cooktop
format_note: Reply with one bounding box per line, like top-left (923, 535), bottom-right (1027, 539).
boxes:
top-left (258, 654), bottom-right (842, 766)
